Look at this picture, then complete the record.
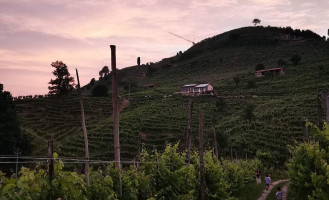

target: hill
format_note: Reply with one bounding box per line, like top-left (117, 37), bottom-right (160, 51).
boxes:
top-left (15, 26), bottom-right (329, 166)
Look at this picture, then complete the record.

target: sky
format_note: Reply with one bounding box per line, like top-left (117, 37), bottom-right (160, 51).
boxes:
top-left (0, 0), bottom-right (328, 96)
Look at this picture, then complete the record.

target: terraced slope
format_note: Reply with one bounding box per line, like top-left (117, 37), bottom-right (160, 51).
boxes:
top-left (15, 26), bottom-right (329, 164)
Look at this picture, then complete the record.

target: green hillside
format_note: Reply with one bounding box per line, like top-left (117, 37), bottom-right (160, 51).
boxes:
top-left (15, 26), bottom-right (329, 165)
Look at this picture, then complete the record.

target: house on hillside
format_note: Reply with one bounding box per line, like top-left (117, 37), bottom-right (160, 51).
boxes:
top-left (181, 84), bottom-right (214, 96)
top-left (255, 67), bottom-right (284, 77)
top-left (181, 84), bottom-right (196, 95)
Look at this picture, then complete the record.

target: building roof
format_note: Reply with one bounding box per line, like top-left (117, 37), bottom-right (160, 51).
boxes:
top-left (195, 84), bottom-right (209, 88)
top-left (182, 84), bottom-right (196, 87)
top-left (255, 67), bottom-right (283, 73)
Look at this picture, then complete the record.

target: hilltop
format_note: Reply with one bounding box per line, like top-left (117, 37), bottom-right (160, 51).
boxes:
top-left (15, 26), bottom-right (329, 166)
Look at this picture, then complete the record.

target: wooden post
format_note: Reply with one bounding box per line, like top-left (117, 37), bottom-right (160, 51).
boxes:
top-left (325, 91), bottom-right (329, 124)
top-left (199, 111), bottom-right (205, 200)
top-left (111, 45), bottom-right (121, 169)
top-left (75, 68), bottom-right (90, 185)
top-left (212, 120), bottom-right (218, 159)
top-left (48, 141), bottom-right (54, 182)
top-left (317, 94), bottom-right (323, 130)
top-left (186, 99), bottom-right (193, 164)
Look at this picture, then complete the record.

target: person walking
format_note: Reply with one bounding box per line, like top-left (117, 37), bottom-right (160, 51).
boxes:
top-left (256, 168), bottom-right (261, 184)
top-left (275, 187), bottom-right (282, 200)
top-left (265, 174), bottom-right (272, 191)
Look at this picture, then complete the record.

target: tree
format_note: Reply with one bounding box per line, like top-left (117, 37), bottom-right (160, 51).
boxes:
top-left (48, 61), bottom-right (75, 96)
top-left (99, 66), bottom-right (110, 78)
top-left (0, 84), bottom-right (30, 172)
top-left (277, 59), bottom-right (287, 67)
top-left (92, 84), bottom-right (108, 97)
top-left (291, 55), bottom-right (301, 65)
top-left (233, 77), bottom-right (241, 87)
top-left (89, 78), bottom-right (96, 86)
top-left (252, 18), bottom-right (261, 26)
top-left (255, 63), bottom-right (264, 71)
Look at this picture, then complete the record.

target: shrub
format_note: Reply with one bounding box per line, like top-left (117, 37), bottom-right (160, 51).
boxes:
top-left (92, 84), bottom-right (109, 97)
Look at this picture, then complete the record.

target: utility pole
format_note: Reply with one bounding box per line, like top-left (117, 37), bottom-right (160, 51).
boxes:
top-left (15, 149), bottom-right (21, 178)
top-left (75, 68), bottom-right (90, 185)
top-left (199, 111), bottom-right (205, 200)
top-left (111, 45), bottom-right (121, 169)
top-left (186, 99), bottom-right (193, 164)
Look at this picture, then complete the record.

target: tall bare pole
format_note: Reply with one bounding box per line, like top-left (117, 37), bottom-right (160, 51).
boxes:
top-left (75, 68), bottom-right (90, 185)
top-left (186, 99), bottom-right (193, 164)
top-left (199, 111), bottom-right (205, 200)
top-left (111, 45), bottom-right (121, 169)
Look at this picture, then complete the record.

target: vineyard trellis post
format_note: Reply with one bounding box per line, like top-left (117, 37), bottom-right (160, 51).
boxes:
top-left (110, 45), bottom-right (121, 169)
top-left (317, 94), bottom-right (323, 130)
top-left (199, 110), bottom-right (205, 200)
top-left (111, 45), bottom-right (122, 197)
top-left (48, 141), bottom-right (54, 182)
top-left (325, 90), bottom-right (329, 124)
top-left (212, 119), bottom-right (218, 159)
top-left (186, 99), bottom-right (193, 164)
top-left (75, 68), bottom-right (90, 185)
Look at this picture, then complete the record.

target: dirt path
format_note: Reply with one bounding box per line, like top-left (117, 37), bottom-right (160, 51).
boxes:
top-left (282, 182), bottom-right (290, 200)
top-left (257, 179), bottom-right (289, 200)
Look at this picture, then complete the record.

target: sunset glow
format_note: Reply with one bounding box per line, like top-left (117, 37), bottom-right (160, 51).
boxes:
top-left (0, 0), bottom-right (328, 96)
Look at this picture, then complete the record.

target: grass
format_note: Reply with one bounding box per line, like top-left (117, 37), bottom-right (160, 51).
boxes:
top-left (235, 181), bottom-right (265, 200)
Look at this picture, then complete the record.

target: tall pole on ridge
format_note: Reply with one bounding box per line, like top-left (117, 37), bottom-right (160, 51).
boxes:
top-left (111, 45), bottom-right (121, 169)
top-left (76, 68), bottom-right (90, 185)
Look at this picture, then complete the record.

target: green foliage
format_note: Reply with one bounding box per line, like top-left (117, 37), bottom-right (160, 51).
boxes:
top-left (0, 145), bottom-right (261, 199)
top-left (48, 61), bottom-right (75, 96)
top-left (255, 63), bottom-right (264, 71)
top-left (99, 66), bottom-right (110, 78)
top-left (242, 103), bottom-right (255, 121)
top-left (92, 84), bottom-right (109, 97)
top-left (291, 55), bottom-right (301, 65)
top-left (287, 123), bottom-right (329, 199)
top-left (0, 85), bottom-right (30, 172)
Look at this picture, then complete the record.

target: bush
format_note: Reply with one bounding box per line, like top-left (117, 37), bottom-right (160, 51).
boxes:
top-left (291, 55), bottom-right (301, 65)
top-left (92, 84), bottom-right (109, 97)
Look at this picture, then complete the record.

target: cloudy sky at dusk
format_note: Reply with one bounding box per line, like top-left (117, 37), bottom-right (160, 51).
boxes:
top-left (0, 0), bottom-right (328, 96)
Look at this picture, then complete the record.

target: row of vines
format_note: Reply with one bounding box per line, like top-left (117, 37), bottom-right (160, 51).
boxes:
top-left (0, 144), bottom-right (261, 200)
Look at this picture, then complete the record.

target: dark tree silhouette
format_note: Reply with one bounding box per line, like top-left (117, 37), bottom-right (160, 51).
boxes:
top-left (137, 57), bottom-right (141, 66)
top-left (48, 61), bottom-right (75, 96)
top-left (291, 55), bottom-right (301, 65)
top-left (255, 63), bottom-right (265, 71)
top-left (252, 18), bottom-right (261, 26)
top-left (92, 84), bottom-right (108, 97)
top-left (0, 84), bottom-right (30, 164)
top-left (89, 78), bottom-right (96, 86)
top-left (99, 66), bottom-right (110, 78)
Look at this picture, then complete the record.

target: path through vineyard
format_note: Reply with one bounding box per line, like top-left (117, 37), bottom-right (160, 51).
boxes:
top-left (257, 179), bottom-right (289, 200)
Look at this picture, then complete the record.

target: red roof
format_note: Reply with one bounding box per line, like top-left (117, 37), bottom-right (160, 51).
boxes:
top-left (255, 67), bottom-right (283, 73)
